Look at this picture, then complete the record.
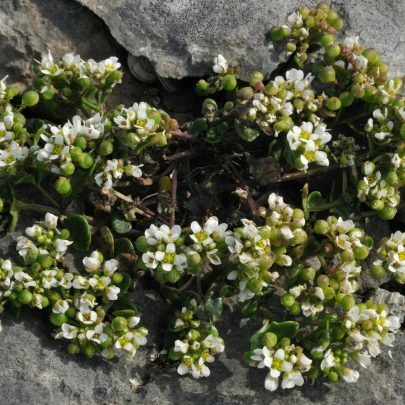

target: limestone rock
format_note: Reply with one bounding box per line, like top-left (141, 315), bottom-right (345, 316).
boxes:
top-left (77, 0), bottom-right (405, 80)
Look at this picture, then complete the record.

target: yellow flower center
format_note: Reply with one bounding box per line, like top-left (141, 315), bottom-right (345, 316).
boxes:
top-left (272, 357), bottom-right (284, 371)
top-left (398, 252), bottom-right (405, 261)
top-left (163, 253), bottom-right (176, 264)
top-left (195, 230), bottom-right (208, 242)
top-left (304, 151), bottom-right (315, 162)
top-left (118, 336), bottom-right (129, 346)
top-left (300, 130), bottom-right (311, 140)
top-left (53, 144), bottom-right (64, 155)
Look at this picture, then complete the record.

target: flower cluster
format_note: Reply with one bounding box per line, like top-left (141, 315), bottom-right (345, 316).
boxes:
top-left (374, 230), bottom-right (405, 283)
top-left (226, 193), bottom-right (307, 302)
top-left (357, 158), bottom-right (401, 219)
top-left (32, 51), bottom-right (123, 103)
top-left (168, 299), bottom-right (225, 378)
top-left (0, 213), bottom-right (147, 360)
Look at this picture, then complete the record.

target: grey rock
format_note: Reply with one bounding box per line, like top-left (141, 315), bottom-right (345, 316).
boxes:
top-left (77, 0), bottom-right (405, 80)
top-left (367, 288), bottom-right (405, 323)
top-left (0, 0), bottom-right (140, 109)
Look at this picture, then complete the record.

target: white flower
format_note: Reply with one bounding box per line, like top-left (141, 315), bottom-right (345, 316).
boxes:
top-left (86, 324), bottom-right (109, 344)
top-left (342, 368), bottom-right (360, 383)
top-left (59, 273), bottom-right (74, 289)
top-left (55, 323), bottom-right (78, 339)
top-left (355, 55), bottom-right (368, 70)
top-left (289, 284), bottom-right (306, 298)
top-left (265, 374), bottom-right (279, 391)
top-left (353, 352), bottom-right (371, 368)
top-left (106, 285), bottom-right (120, 300)
top-left (77, 310), bottom-right (97, 325)
top-left (73, 276), bottom-right (90, 289)
top-left (126, 164), bottom-right (143, 178)
top-left (213, 54), bottom-right (228, 74)
top-left (115, 332), bottom-right (137, 356)
top-left (83, 256), bottom-right (101, 273)
top-left (287, 12), bottom-right (303, 26)
top-left (237, 280), bottom-right (255, 302)
top-left (54, 239), bottom-right (73, 258)
top-left (44, 213), bottom-right (58, 228)
top-left (343, 36), bottom-right (359, 52)
top-left (301, 302), bottom-right (323, 317)
top-left (52, 300), bottom-right (70, 314)
top-left (281, 370), bottom-right (304, 389)
top-left (269, 349), bottom-right (293, 378)
top-left (250, 346), bottom-right (273, 368)
top-left (36, 134), bottom-right (70, 162)
top-left (174, 340), bottom-right (189, 354)
top-left (14, 271), bottom-right (37, 288)
top-left (128, 316), bottom-right (141, 328)
top-left (142, 251), bottom-right (159, 269)
top-left (41, 270), bottom-right (59, 289)
top-left (25, 225), bottom-right (43, 238)
top-left (321, 349), bottom-right (336, 370)
top-left (155, 243), bottom-right (187, 272)
top-left (103, 259), bottom-right (118, 276)
top-left (38, 51), bottom-right (63, 76)
top-left (190, 218), bottom-right (217, 245)
top-left (160, 225), bottom-right (182, 243)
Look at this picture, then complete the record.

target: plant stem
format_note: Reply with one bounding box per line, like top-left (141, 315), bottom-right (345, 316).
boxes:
top-left (196, 274), bottom-right (203, 297)
top-left (177, 276), bottom-right (195, 293)
top-left (170, 163), bottom-right (178, 228)
top-left (309, 199), bottom-right (345, 212)
top-left (17, 201), bottom-right (61, 216)
top-left (33, 183), bottom-right (60, 209)
top-left (167, 150), bottom-right (194, 161)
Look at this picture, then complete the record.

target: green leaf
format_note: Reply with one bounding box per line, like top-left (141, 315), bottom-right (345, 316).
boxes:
top-left (188, 118), bottom-right (207, 136)
top-left (114, 238), bottom-right (135, 255)
top-left (241, 300), bottom-right (258, 318)
top-left (99, 226), bottom-right (114, 257)
top-left (288, 264), bottom-right (305, 288)
top-left (111, 211), bottom-right (132, 234)
top-left (116, 295), bottom-right (138, 312)
top-left (80, 86), bottom-right (101, 113)
top-left (268, 140), bottom-right (283, 161)
top-left (234, 119), bottom-right (260, 142)
top-left (219, 285), bottom-right (236, 297)
top-left (250, 321), bottom-right (270, 350)
top-left (63, 215), bottom-right (91, 251)
top-left (269, 321), bottom-right (299, 339)
top-left (112, 309), bottom-right (137, 318)
top-left (256, 287), bottom-right (276, 304)
top-left (116, 272), bottom-right (132, 293)
top-left (283, 143), bottom-right (297, 167)
top-left (302, 236), bottom-right (321, 256)
top-left (202, 297), bottom-right (223, 322)
top-left (33, 123), bottom-right (45, 145)
top-left (201, 98), bottom-right (218, 115)
top-left (307, 191), bottom-right (323, 208)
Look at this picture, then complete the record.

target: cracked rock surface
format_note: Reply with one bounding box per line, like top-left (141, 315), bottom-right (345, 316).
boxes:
top-left (76, 0), bottom-right (405, 80)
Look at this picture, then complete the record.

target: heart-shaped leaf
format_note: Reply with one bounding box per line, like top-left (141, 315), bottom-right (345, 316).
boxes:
top-left (269, 321), bottom-right (299, 339)
top-left (111, 211), bottom-right (132, 234)
top-left (115, 238), bottom-right (135, 255)
top-left (234, 119), bottom-right (260, 142)
top-left (63, 215), bottom-right (91, 251)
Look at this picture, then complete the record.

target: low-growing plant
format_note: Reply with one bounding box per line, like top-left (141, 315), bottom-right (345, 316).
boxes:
top-left (0, 2), bottom-right (404, 392)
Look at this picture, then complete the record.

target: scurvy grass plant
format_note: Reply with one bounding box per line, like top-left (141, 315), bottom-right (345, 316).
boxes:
top-left (0, 2), bottom-right (404, 392)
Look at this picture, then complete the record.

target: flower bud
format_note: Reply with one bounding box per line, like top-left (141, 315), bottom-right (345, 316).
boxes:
top-left (196, 79), bottom-right (208, 96)
top-left (280, 293), bottom-right (295, 307)
top-left (340, 294), bottom-right (355, 310)
top-left (362, 48), bottom-right (380, 67)
top-left (317, 275), bottom-right (329, 288)
top-left (379, 205), bottom-right (397, 220)
top-left (339, 92), bottom-right (354, 107)
top-left (314, 220), bottom-right (329, 234)
top-left (78, 153), bottom-right (94, 169)
top-left (61, 162), bottom-right (75, 176)
top-left (99, 140), bottom-right (114, 156)
top-left (269, 26), bottom-right (286, 41)
top-left (301, 267), bottom-right (316, 281)
top-left (328, 371), bottom-right (339, 382)
top-left (112, 317), bottom-right (128, 331)
top-left (370, 264), bottom-right (385, 279)
top-left (50, 312), bottom-right (68, 326)
top-left (222, 75), bottom-right (237, 91)
top-left (351, 84), bottom-right (365, 99)
top-left (67, 343), bottom-right (80, 355)
top-left (326, 96), bottom-right (341, 111)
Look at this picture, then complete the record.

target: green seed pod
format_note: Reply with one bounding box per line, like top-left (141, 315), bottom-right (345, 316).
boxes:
top-left (83, 345), bottom-right (96, 358)
top-left (326, 44), bottom-right (340, 58)
top-left (248, 279), bottom-right (263, 293)
top-left (65, 307), bottom-right (77, 318)
top-left (112, 272), bottom-right (124, 284)
top-left (269, 26), bottom-right (286, 41)
top-left (163, 268), bottom-right (182, 284)
top-left (61, 162), bottom-right (75, 176)
top-left (13, 113), bottom-right (26, 126)
top-left (370, 199), bottom-right (384, 211)
top-left (124, 132), bottom-right (139, 146)
top-left (41, 88), bottom-right (55, 101)
top-left (249, 71), bottom-right (264, 88)
top-left (50, 313), bottom-right (68, 326)
top-left (307, 366), bottom-right (319, 379)
top-left (317, 275), bottom-right (329, 288)
top-left (59, 229), bottom-right (70, 240)
top-left (73, 136), bottom-right (87, 149)
top-left (169, 347), bottom-right (183, 361)
top-left (280, 293), bottom-right (295, 307)
top-left (385, 171), bottom-right (399, 186)
top-left (70, 146), bottom-right (83, 162)
top-left (323, 287), bottom-right (335, 300)
top-left (362, 48), bottom-right (380, 67)
top-left (112, 316), bottom-right (128, 331)
top-left (318, 66), bottom-right (336, 83)
top-left (187, 252), bottom-right (201, 266)
top-left (38, 254), bottom-right (53, 269)
top-left (340, 294), bottom-right (355, 310)
top-left (290, 303), bottom-right (301, 315)
top-left (237, 87), bottom-right (254, 101)
top-left (351, 84), bottom-right (365, 99)
top-left (22, 91), bottom-right (39, 107)
top-left (353, 244), bottom-right (369, 260)
top-left (379, 205), bottom-right (397, 220)
top-left (33, 78), bottom-right (45, 90)
top-left (328, 371), bottom-right (339, 382)
top-left (222, 75), bottom-right (237, 91)
top-left (61, 87), bottom-right (73, 98)
top-left (99, 140), bottom-right (114, 156)
top-left (196, 79), bottom-right (208, 96)
top-left (370, 264), bottom-right (385, 279)
top-left (135, 236), bottom-right (149, 253)
top-left (67, 343), bottom-right (80, 355)
top-left (279, 337), bottom-right (290, 349)
top-left (55, 177), bottom-right (72, 195)
top-left (339, 92), bottom-right (354, 107)
top-left (17, 289), bottom-right (33, 305)
top-left (261, 332), bottom-right (278, 349)
top-left (286, 42), bottom-right (297, 53)
top-left (326, 96), bottom-right (341, 111)
top-left (320, 34), bottom-right (335, 47)
top-left (314, 220), bottom-right (329, 234)
top-left (301, 267), bottom-right (316, 281)
top-left (78, 153), bottom-right (94, 169)
top-left (79, 77), bottom-right (91, 87)
top-left (47, 291), bottom-right (62, 305)
top-left (0, 198), bottom-right (3, 213)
